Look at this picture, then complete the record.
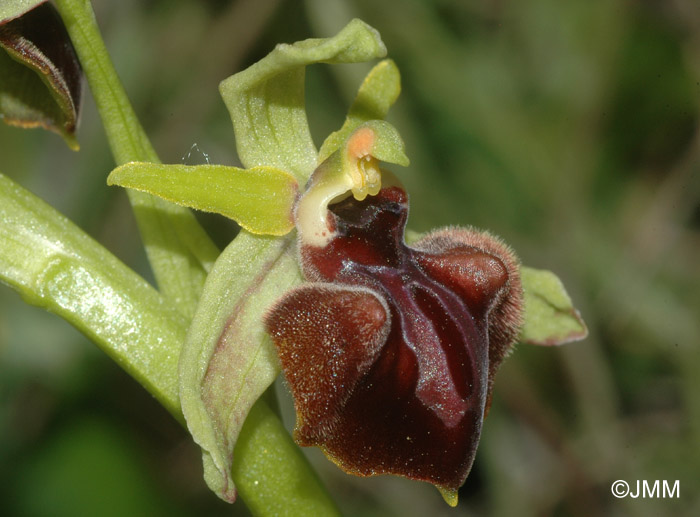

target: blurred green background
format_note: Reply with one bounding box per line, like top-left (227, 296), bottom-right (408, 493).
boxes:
top-left (1, 0), bottom-right (698, 515)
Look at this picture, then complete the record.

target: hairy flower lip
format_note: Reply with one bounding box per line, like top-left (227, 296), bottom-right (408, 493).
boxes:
top-left (266, 176), bottom-right (523, 501)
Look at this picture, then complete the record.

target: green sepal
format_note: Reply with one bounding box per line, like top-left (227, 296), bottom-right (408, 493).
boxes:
top-left (108, 162), bottom-right (299, 236)
top-left (219, 18), bottom-right (386, 184)
top-left (358, 119), bottom-right (409, 167)
top-left (519, 266), bottom-right (588, 345)
top-left (179, 231), bottom-right (303, 503)
top-left (0, 1), bottom-right (81, 149)
top-left (318, 59), bottom-right (401, 163)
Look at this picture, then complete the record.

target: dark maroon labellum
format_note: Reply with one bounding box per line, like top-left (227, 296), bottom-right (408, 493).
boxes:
top-left (265, 182), bottom-right (522, 502)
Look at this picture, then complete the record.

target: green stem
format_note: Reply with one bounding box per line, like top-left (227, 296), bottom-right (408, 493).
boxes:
top-left (234, 402), bottom-right (340, 516)
top-left (53, 0), bottom-right (218, 317)
top-left (53, 0), bottom-right (155, 165)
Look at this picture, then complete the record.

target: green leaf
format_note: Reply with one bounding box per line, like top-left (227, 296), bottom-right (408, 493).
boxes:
top-left (0, 1), bottom-right (81, 149)
top-left (219, 18), bottom-right (387, 183)
top-left (318, 59), bottom-right (401, 163)
top-left (0, 171), bottom-right (186, 418)
top-left (520, 266), bottom-right (588, 345)
top-left (108, 162), bottom-right (298, 236)
top-left (179, 231), bottom-right (304, 503)
top-left (0, 0), bottom-right (45, 23)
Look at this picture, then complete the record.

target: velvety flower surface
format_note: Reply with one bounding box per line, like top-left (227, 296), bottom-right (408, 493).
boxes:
top-left (265, 169), bottom-right (523, 501)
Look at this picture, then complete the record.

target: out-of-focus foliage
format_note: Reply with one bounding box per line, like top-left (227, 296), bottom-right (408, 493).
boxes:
top-left (0, 0), bottom-right (698, 516)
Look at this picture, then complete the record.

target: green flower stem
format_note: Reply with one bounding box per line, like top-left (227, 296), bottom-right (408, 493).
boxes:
top-left (53, 0), bottom-right (218, 316)
top-left (234, 401), bottom-right (340, 517)
top-left (52, 0), bottom-right (155, 165)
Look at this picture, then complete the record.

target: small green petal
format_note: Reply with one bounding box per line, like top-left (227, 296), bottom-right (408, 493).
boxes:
top-left (318, 59), bottom-right (401, 163)
top-left (359, 119), bottom-right (409, 167)
top-left (520, 266), bottom-right (588, 345)
top-left (219, 18), bottom-right (387, 183)
top-left (108, 162), bottom-right (298, 236)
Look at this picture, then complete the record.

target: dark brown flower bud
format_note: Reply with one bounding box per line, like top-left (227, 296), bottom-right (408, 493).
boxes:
top-left (0, 2), bottom-right (82, 148)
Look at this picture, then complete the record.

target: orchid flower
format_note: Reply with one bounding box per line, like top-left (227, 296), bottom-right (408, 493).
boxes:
top-left (1, 6), bottom-right (586, 507)
top-left (108, 19), bottom-right (586, 506)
